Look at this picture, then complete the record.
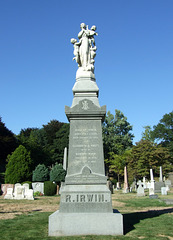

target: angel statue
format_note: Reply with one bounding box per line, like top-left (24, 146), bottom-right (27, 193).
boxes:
top-left (71, 23), bottom-right (98, 73)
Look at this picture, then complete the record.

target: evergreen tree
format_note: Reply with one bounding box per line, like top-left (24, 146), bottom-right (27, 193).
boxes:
top-left (5, 145), bottom-right (33, 184)
top-left (0, 117), bottom-right (18, 177)
top-left (32, 164), bottom-right (49, 182)
top-left (50, 163), bottom-right (66, 185)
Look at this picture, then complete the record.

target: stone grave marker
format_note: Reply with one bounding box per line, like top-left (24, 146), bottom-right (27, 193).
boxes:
top-left (49, 23), bottom-right (123, 236)
top-left (161, 187), bottom-right (167, 195)
top-left (1, 184), bottom-right (14, 196)
top-left (32, 182), bottom-right (44, 194)
top-left (4, 188), bottom-right (13, 199)
top-left (137, 180), bottom-right (145, 196)
top-left (13, 183), bottom-right (25, 200)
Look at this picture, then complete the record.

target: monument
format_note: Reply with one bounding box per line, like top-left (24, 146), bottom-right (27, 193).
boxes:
top-left (49, 23), bottom-right (123, 236)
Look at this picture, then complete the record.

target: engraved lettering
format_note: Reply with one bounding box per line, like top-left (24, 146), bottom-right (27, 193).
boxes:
top-left (87, 194), bottom-right (94, 202)
top-left (66, 195), bottom-right (71, 202)
top-left (80, 195), bottom-right (85, 202)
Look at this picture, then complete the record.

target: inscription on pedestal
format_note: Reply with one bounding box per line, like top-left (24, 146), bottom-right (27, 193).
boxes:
top-left (63, 193), bottom-right (111, 203)
top-left (67, 119), bottom-right (105, 176)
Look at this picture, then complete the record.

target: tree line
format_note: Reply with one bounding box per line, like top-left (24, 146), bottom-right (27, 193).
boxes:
top-left (0, 110), bottom-right (172, 185)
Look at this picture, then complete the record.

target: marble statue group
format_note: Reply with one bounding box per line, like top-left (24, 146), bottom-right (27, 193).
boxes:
top-left (71, 23), bottom-right (98, 73)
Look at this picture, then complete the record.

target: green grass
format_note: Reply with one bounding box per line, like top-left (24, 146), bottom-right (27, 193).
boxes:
top-left (1, 210), bottom-right (173, 240)
top-left (119, 197), bottom-right (168, 208)
top-left (0, 193), bottom-right (173, 240)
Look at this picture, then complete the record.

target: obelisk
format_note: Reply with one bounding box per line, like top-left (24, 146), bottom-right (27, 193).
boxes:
top-left (49, 23), bottom-right (123, 236)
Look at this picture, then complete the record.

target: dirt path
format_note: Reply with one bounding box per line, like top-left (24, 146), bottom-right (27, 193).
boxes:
top-left (0, 194), bottom-right (173, 220)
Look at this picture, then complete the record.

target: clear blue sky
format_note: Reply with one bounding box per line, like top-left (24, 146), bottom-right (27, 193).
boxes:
top-left (0, 0), bottom-right (173, 143)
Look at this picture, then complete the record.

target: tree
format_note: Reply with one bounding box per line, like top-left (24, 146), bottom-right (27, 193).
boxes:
top-left (0, 117), bottom-right (18, 182)
top-left (17, 121), bottom-right (69, 167)
top-left (43, 120), bottom-right (64, 145)
top-left (103, 110), bottom-right (134, 159)
top-left (152, 111), bottom-right (173, 156)
top-left (51, 123), bottom-right (69, 164)
top-left (5, 145), bottom-right (33, 184)
top-left (127, 140), bottom-right (172, 184)
top-left (105, 150), bottom-right (131, 182)
top-left (50, 163), bottom-right (66, 185)
top-left (17, 128), bottom-right (52, 167)
top-left (141, 126), bottom-right (154, 142)
top-left (32, 164), bottom-right (49, 182)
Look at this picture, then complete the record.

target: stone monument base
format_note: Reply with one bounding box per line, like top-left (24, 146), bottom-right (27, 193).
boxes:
top-left (49, 210), bottom-right (123, 236)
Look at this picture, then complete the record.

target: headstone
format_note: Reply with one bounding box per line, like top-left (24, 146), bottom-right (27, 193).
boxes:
top-left (161, 187), bottom-right (167, 195)
top-left (150, 169), bottom-right (155, 190)
top-left (13, 183), bottom-right (25, 200)
top-left (154, 181), bottom-right (165, 193)
top-left (25, 189), bottom-right (34, 200)
top-left (165, 180), bottom-right (171, 191)
top-left (123, 166), bottom-right (129, 193)
top-left (49, 23), bottom-right (123, 236)
top-left (22, 183), bottom-right (34, 200)
top-left (137, 180), bottom-right (145, 196)
top-left (143, 177), bottom-right (147, 188)
top-left (116, 182), bottom-right (121, 190)
top-left (149, 188), bottom-right (154, 196)
top-left (4, 188), bottom-right (13, 199)
top-left (63, 147), bottom-right (67, 170)
top-left (32, 182), bottom-right (44, 194)
top-left (168, 172), bottom-right (173, 186)
top-left (1, 184), bottom-right (14, 196)
top-left (159, 166), bottom-right (163, 182)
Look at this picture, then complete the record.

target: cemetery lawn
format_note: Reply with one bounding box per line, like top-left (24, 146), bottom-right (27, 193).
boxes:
top-left (0, 192), bottom-right (173, 240)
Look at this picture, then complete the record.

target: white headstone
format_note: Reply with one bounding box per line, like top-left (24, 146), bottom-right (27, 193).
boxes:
top-left (32, 182), bottom-right (44, 194)
top-left (14, 183), bottom-right (25, 199)
top-left (63, 147), bottom-right (67, 170)
top-left (159, 166), bottom-right (163, 182)
top-left (149, 188), bottom-right (155, 196)
top-left (137, 180), bottom-right (145, 196)
top-left (25, 189), bottom-right (34, 200)
top-left (161, 187), bottom-right (167, 195)
top-left (4, 188), bottom-right (13, 199)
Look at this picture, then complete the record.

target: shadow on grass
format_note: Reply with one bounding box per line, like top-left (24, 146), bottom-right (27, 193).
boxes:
top-left (122, 208), bottom-right (173, 235)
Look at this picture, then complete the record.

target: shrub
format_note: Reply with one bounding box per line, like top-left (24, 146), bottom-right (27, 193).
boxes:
top-left (5, 145), bottom-right (33, 184)
top-left (33, 191), bottom-right (43, 197)
top-left (32, 164), bottom-right (49, 182)
top-left (44, 181), bottom-right (57, 196)
top-left (50, 163), bottom-right (66, 185)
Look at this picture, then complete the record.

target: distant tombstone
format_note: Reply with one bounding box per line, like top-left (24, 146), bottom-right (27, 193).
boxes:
top-left (14, 183), bottom-right (25, 200)
top-left (159, 166), bottom-right (163, 182)
top-left (161, 187), bottom-right (167, 195)
top-left (137, 180), bottom-right (145, 197)
top-left (23, 183), bottom-right (34, 200)
top-left (168, 172), bottom-right (173, 186)
top-left (32, 182), bottom-right (44, 194)
top-left (25, 189), bottom-right (34, 200)
top-left (146, 181), bottom-right (151, 189)
top-left (1, 184), bottom-right (14, 196)
top-left (149, 188), bottom-right (154, 196)
top-left (116, 182), bottom-right (121, 190)
top-left (154, 181), bottom-right (165, 193)
top-left (165, 180), bottom-right (171, 190)
top-left (63, 147), bottom-right (67, 170)
top-left (143, 177), bottom-right (147, 189)
top-left (4, 188), bottom-right (13, 199)
top-left (123, 166), bottom-right (129, 193)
